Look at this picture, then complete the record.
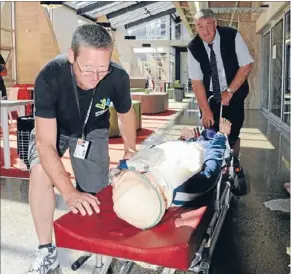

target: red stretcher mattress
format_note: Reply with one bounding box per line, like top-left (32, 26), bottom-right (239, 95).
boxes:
top-left (54, 186), bottom-right (213, 270)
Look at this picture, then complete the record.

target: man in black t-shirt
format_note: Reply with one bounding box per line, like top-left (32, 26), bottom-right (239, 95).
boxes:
top-left (27, 24), bottom-right (137, 273)
top-left (0, 54), bottom-right (7, 98)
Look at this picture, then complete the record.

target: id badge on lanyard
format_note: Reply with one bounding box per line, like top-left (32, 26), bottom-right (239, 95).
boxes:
top-left (73, 139), bottom-right (91, 160)
top-left (71, 65), bottom-right (96, 160)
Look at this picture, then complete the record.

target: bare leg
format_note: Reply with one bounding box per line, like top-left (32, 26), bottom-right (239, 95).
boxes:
top-left (29, 164), bottom-right (56, 245)
top-left (180, 127), bottom-right (195, 139)
top-left (219, 118), bottom-right (231, 135)
top-left (181, 118), bottom-right (232, 139)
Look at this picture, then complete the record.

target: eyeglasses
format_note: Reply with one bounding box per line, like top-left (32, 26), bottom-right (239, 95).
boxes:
top-left (75, 58), bottom-right (111, 77)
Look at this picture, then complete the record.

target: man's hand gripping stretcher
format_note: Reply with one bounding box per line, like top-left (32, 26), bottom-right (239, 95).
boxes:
top-left (109, 118), bottom-right (232, 229)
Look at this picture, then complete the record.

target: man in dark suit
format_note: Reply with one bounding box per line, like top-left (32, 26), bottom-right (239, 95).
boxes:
top-left (187, 9), bottom-right (254, 156)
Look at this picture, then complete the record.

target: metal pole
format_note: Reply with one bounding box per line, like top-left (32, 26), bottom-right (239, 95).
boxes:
top-left (229, 1), bottom-right (239, 27)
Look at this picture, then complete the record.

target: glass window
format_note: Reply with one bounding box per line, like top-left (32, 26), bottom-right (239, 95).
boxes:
top-left (127, 16), bottom-right (169, 40)
top-left (0, 49), bottom-right (11, 62)
top-left (262, 32), bottom-right (270, 109)
top-left (270, 19), bottom-right (283, 118)
top-left (1, 2), bottom-right (12, 29)
top-left (1, 49), bottom-right (13, 79)
top-left (1, 29), bottom-right (13, 48)
top-left (283, 10), bottom-right (290, 126)
top-left (133, 47), bottom-right (169, 81)
top-left (279, 133), bottom-right (290, 181)
top-left (175, 23), bottom-right (181, 40)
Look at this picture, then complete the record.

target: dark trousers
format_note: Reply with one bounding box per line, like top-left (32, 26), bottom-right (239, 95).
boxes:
top-left (207, 91), bottom-right (248, 147)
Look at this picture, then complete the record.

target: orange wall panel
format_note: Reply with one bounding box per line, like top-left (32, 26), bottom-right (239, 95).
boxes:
top-left (15, 2), bottom-right (60, 84)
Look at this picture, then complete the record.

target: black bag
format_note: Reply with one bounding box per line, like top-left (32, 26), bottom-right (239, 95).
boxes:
top-left (17, 115), bottom-right (35, 169)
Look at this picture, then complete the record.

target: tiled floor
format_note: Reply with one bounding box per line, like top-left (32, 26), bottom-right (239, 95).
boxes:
top-left (1, 98), bottom-right (290, 274)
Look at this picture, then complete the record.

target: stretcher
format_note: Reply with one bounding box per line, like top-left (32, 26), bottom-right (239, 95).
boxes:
top-left (54, 142), bottom-right (246, 274)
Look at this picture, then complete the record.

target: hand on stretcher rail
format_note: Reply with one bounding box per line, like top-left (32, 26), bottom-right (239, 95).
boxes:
top-left (66, 190), bottom-right (101, 216)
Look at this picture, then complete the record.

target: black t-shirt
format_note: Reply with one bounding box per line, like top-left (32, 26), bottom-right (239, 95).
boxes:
top-left (34, 54), bottom-right (132, 137)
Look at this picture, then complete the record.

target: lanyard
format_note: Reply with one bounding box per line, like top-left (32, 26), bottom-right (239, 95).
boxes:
top-left (71, 65), bottom-right (97, 140)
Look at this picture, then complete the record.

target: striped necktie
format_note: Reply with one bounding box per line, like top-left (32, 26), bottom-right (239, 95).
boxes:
top-left (208, 43), bottom-right (221, 102)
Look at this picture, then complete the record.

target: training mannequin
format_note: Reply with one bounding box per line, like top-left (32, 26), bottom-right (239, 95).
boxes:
top-left (111, 118), bottom-right (232, 229)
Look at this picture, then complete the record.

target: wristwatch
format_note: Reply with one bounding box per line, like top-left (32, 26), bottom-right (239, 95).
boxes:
top-left (226, 88), bottom-right (234, 95)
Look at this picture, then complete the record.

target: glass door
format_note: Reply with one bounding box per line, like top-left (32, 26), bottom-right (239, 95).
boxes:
top-left (283, 11), bottom-right (290, 126)
top-left (270, 19), bottom-right (284, 118)
top-left (262, 32), bottom-right (271, 109)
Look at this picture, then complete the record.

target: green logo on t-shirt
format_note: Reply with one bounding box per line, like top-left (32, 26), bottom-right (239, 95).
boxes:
top-left (96, 98), bottom-right (110, 110)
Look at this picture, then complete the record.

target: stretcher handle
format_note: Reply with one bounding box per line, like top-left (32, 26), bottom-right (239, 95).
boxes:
top-left (207, 95), bottom-right (223, 119)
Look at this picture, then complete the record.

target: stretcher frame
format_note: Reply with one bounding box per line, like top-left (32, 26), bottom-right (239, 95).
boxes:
top-left (67, 101), bottom-right (237, 274)
top-left (69, 150), bottom-right (235, 274)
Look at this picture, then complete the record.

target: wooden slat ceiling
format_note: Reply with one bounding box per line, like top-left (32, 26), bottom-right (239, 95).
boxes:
top-left (172, 1), bottom-right (268, 36)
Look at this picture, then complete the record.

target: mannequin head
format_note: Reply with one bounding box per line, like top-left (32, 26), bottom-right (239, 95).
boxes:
top-left (111, 170), bottom-right (167, 229)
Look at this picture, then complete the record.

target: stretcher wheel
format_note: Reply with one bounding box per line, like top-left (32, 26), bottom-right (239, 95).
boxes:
top-left (71, 255), bottom-right (92, 270)
top-left (231, 175), bottom-right (247, 196)
top-left (197, 262), bottom-right (210, 274)
top-left (71, 255), bottom-right (113, 273)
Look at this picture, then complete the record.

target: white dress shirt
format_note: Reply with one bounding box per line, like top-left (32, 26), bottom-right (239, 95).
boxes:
top-left (188, 29), bottom-right (254, 92)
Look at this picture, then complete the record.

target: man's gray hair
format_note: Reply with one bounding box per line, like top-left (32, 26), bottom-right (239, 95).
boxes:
top-left (71, 24), bottom-right (113, 58)
top-left (194, 9), bottom-right (216, 21)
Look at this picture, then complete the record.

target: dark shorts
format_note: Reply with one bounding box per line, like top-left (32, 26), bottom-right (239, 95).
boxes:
top-left (0, 77), bottom-right (7, 97)
top-left (28, 128), bottom-right (110, 194)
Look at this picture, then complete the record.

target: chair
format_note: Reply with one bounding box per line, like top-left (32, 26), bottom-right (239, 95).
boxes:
top-left (6, 87), bottom-right (20, 124)
top-left (109, 100), bottom-right (141, 137)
